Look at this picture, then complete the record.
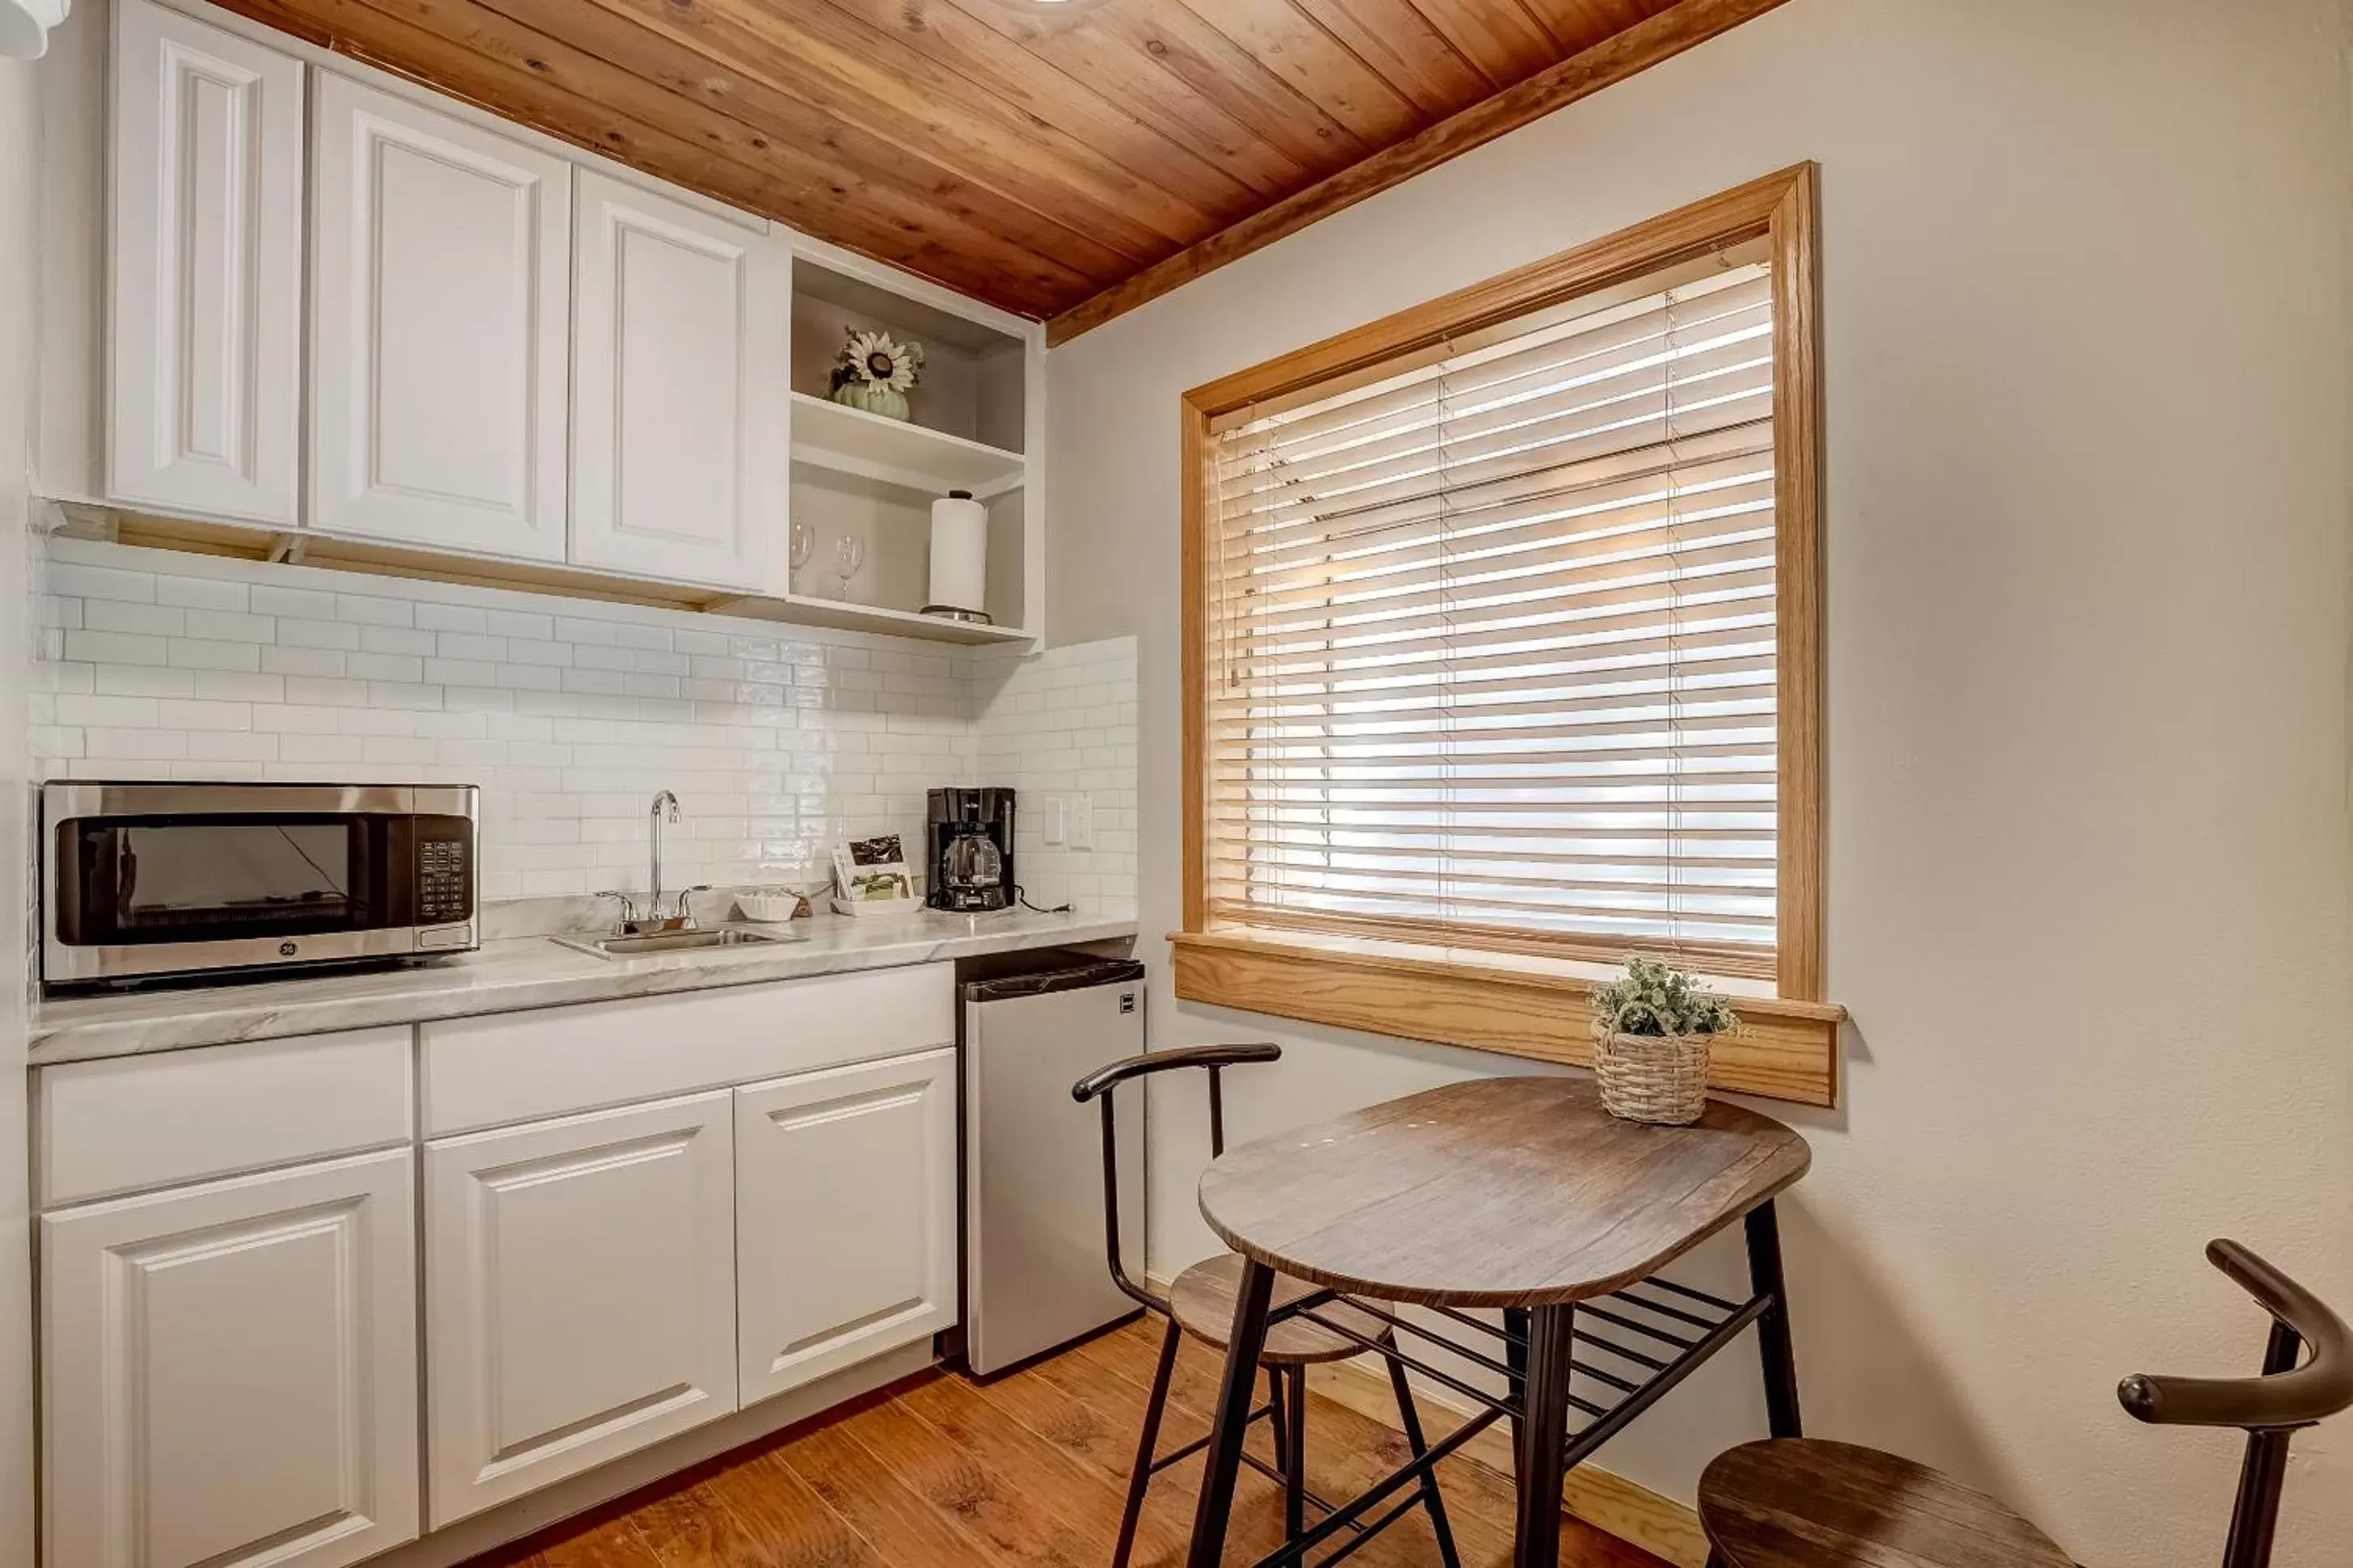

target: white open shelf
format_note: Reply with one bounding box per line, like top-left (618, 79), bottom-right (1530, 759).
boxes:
top-left (727, 590), bottom-right (1033, 645)
top-left (789, 391), bottom-right (1026, 499)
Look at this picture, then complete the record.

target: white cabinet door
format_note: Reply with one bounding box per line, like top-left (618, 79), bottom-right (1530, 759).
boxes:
top-left (107, 0), bottom-right (303, 524)
top-left (425, 1090), bottom-right (738, 1525)
top-left (569, 170), bottom-right (785, 591)
top-left (41, 1149), bottom-right (420, 1568)
top-left (735, 1047), bottom-right (958, 1405)
top-left (310, 73), bottom-right (571, 560)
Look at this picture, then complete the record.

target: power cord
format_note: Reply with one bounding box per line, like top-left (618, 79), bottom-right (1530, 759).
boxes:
top-left (1014, 883), bottom-right (1072, 915)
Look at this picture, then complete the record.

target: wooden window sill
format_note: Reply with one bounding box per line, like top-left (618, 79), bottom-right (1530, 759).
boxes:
top-left (1170, 929), bottom-right (1845, 1109)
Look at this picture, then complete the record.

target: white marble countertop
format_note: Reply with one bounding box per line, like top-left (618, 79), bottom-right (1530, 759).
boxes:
top-left (31, 909), bottom-right (1141, 1067)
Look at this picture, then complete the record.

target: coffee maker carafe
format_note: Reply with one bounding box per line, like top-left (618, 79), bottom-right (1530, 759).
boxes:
top-left (927, 787), bottom-right (1016, 912)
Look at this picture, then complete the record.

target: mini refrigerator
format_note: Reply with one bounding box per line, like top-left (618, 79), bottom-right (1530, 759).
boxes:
top-left (960, 956), bottom-right (1147, 1375)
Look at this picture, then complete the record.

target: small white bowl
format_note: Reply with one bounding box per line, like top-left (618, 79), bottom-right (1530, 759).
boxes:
top-left (734, 890), bottom-right (803, 923)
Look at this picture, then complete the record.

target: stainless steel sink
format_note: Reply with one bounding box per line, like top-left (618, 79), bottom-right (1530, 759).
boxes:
top-left (550, 926), bottom-right (806, 959)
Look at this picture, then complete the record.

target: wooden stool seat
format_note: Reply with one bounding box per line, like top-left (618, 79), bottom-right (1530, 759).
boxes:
top-left (1169, 1252), bottom-right (1392, 1364)
top-left (1699, 1439), bottom-right (2074, 1568)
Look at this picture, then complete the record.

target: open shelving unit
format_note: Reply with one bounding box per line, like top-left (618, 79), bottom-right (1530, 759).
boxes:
top-left (783, 251), bottom-right (1039, 642)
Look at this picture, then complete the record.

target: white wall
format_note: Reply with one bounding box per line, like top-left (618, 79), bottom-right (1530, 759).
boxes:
top-left (1043, 1), bottom-right (2353, 1561)
top-left (0, 47), bottom-right (40, 1568)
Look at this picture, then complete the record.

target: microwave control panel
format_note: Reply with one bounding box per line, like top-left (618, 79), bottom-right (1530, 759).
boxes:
top-left (416, 834), bottom-right (472, 923)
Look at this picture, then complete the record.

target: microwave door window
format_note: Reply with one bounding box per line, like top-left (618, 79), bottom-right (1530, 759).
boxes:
top-left (118, 823), bottom-right (355, 930)
top-left (59, 817), bottom-right (386, 946)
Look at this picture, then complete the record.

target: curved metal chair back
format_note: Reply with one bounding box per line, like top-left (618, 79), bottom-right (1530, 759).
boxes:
top-left (1070, 1043), bottom-right (1281, 1311)
top-left (2117, 1240), bottom-right (2353, 1568)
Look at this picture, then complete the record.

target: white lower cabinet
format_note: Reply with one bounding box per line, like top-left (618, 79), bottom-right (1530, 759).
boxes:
top-left (735, 1046), bottom-right (959, 1404)
top-left (423, 1088), bottom-right (739, 1526)
top-left (40, 1148), bottom-right (421, 1568)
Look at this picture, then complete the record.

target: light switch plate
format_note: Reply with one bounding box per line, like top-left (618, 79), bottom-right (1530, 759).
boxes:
top-left (1043, 797), bottom-right (1066, 845)
top-left (1069, 793), bottom-right (1094, 850)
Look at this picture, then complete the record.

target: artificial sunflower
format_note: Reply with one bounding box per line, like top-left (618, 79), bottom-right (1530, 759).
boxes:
top-left (836, 328), bottom-right (925, 391)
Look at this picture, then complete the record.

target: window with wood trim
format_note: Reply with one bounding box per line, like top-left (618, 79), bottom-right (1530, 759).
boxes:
top-left (1183, 167), bottom-right (1822, 1005)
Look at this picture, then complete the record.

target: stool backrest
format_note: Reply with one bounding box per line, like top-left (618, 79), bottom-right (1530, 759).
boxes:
top-left (2117, 1240), bottom-right (2352, 1568)
top-left (1070, 1044), bottom-right (1281, 1310)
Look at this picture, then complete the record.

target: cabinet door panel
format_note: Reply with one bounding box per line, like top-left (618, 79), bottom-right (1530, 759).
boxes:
top-left (570, 171), bottom-right (785, 591)
top-left (425, 1090), bottom-right (736, 1524)
top-left (41, 1150), bottom-right (420, 1568)
top-left (108, 0), bottom-right (303, 523)
top-left (310, 74), bottom-right (570, 559)
top-left (736, 1047), bottom-right (957, 1404)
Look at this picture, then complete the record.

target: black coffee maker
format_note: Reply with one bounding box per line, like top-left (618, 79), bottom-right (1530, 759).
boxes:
top-left (926, 787), bottom-right (1016, 912)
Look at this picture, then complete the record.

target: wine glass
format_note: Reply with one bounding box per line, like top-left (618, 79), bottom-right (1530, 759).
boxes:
top-left (788, 520), bottom-right (815, 593)
top-left (831, 534), bottom-right (865, 601)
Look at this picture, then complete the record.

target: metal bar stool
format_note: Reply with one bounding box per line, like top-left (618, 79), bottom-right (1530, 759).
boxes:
top-left (1073, 1044), bottom-right (1462, 1568)
top-left (1697, 1240), bottom-right (2352, 1568)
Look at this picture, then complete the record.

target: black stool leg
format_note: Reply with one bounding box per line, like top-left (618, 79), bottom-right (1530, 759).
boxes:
top-left (1187, 1258), bottom-right (1276, 1568)
top-left (1386, 1351), bottom-right (1462, 1568)
top-left (1514, 1304), bottom-right (1575, 1568)
top-left (1281, 1363), bottom-right (1308, 1544)
top-left (1744, 1200), bottom-right (1802, 1438)
top-left (1114, 1315), bottom-right (1183, 1568)
top-left (1504, 1306), bottom-right (1530, 1461)
top-left (1265, 1362), bottom-right (1289, 1477)
top-left (2223, 1318), bottom-right (2305, 1568)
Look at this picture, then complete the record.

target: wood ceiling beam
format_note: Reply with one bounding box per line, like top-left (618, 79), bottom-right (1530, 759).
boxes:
top-left (1045, 0), bottom-right (1791, 344)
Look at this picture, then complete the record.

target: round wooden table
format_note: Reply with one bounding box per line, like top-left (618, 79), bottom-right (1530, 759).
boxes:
top-left (1182, 1076), bottom-right (1813, 1568)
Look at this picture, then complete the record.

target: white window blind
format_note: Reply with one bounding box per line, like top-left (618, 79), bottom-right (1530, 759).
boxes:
top-left (1202, 240), bottom-right (1781, 978)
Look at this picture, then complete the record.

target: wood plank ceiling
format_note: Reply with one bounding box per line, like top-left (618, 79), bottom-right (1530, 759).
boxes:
top-left (214, 0), bottom-right (1785, 336)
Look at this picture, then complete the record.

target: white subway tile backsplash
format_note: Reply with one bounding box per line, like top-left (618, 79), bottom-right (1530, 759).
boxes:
top-left (167, 638), bottom-right (264, 673)
top-left (156, 575), bottom-right (248, 611)
top-left (251, 585), bottom-right (338, 619)
top-left (32, 539), bottom-right (1137, 913)
top-left (65, 630), bottom-right (168, 666)
top-left (84, 599), bottom-right (184, 636)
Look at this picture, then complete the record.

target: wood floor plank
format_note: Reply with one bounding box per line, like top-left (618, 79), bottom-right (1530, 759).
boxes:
top-left (835, 1397), bottom-right (1098, 1567)
top-left (778, 1422), bottom-right (987, 1568)
top-left (537, 1515), bottom-right (667, 1568)
top-left (702, 1452), bottom-right (892, 1568)
top-left (622, 1479), bottom-right (779, 1568)
top-left (467, 1325), bottom-right (1668, 1568)
top-left (900, 1370), bottom-right (1190, 1566)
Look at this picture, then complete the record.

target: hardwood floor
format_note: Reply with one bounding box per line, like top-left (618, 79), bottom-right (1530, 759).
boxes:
top-left (465, 1314), bottom-right (1669, 1568)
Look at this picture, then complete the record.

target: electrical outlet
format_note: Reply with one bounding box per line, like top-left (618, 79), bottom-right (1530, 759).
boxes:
top-left (1069, 792), bottom-right (1094, 850)
top-left (1043, 797), bottom-right (1066, 846)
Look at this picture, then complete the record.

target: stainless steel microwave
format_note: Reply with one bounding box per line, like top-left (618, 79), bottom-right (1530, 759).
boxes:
top-left (41, 781), bottom-right (479, 988)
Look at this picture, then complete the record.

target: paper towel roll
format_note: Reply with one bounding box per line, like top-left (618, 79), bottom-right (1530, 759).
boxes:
top-left (925, 491), bottom-right (989, 619)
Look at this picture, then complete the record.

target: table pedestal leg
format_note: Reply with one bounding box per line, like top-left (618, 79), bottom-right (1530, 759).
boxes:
top-left (1744, 1199), bottom-right (1802, 1438)
top-left (1513, 1304), bottom-right (1574, 1568)
top-left (1186, 1257), bottom-right (1276, 1568)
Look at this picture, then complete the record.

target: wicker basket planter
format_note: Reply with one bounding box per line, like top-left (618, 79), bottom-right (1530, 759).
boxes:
top-left (1593, 1029), bottom-right (1715, 1125)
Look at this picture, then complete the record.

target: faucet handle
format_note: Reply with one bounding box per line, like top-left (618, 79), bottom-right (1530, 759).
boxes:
top-left (675, 885), bottom-right (712, 923)
top-left (593, 890), bottom-right (638, 928)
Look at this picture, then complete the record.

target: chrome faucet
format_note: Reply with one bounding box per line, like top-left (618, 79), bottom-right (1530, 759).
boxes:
top-left (595, 791), bottom-right (705, 936)
top-left (649, 789), bottom-right (679, 917)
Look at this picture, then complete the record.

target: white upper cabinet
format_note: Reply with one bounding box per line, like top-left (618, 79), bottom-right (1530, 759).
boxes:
top-left (569, 169), bottom-right (786, 592)
top-left (107, 0), bottom-right (303, 525)
top-left (735, 1047), bottom-right (959, 1405)
top-left (424, 1089), bottom-right (739, 1527)
top-left (41, 1149), bottom-right (421, 1568)
top-left (309, 73), bottom-right (572, 560)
